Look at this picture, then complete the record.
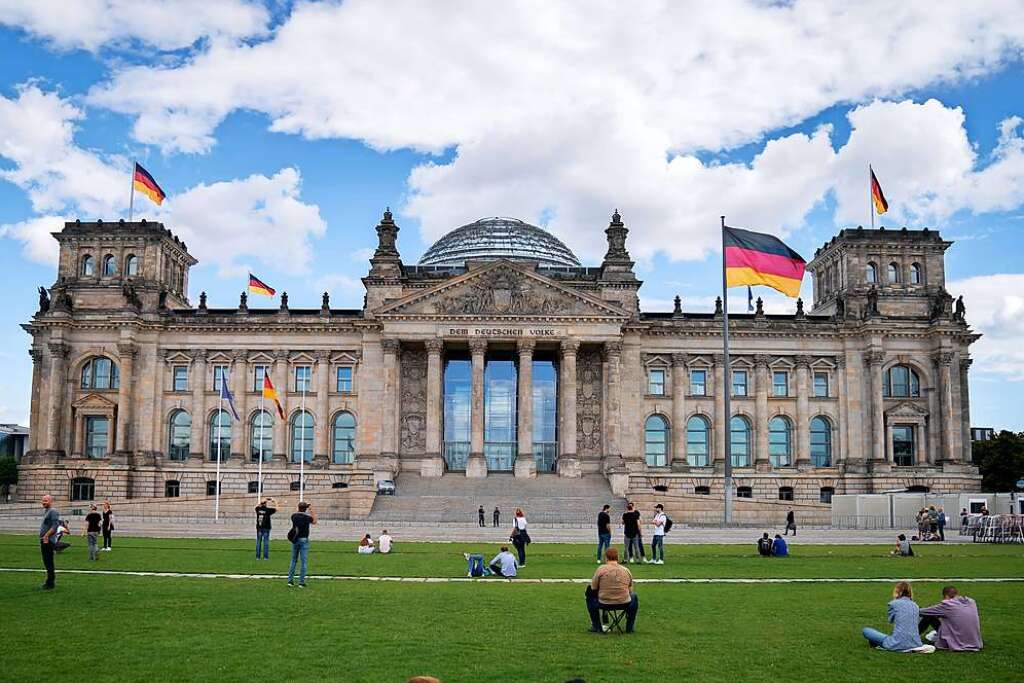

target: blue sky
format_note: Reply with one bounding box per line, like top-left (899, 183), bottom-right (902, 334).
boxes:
top-left (1, 1), bottom-right (1023, 431)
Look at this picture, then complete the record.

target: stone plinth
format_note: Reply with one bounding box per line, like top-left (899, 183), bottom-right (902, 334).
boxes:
top-left (466, 454), bottom-right (488, 478)
top-left (514, 457), bottom-right (537, 479)
top-left (557, 456), bottom-right (582, 478)
top-left (420, 455), bottom-right (444, 478)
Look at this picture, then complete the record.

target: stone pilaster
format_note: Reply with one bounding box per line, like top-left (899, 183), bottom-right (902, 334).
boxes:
top-left (230, 350), bottom-right (247, 460)
top-left (754, 354), bottom-right (771, 471)
top-left (836, 355), bottom-right (848, 465)
top-left (315, 350), bottom-right (331, 464)
top-left (514, 339), bottom-right (536, 478)
top-left (795, 355), bottom-right (812, 468)
top-left (959, 357), bottom-right (972, 464)
top-left (712, 353), bottom-right (725, 470)
top-left (668, 352), bottom-right (687, 470)
top-left (423, 339), bottom-right (444, 477)
top-left (604, 342), bottom-right (623, 462)
top-left (272, 350), bottom-right (288, 462)
top-left (558, 339), bottom-right (580, 477)
top-left (115, 341), bottom-right (136, 458)
top-left (45, 341), bottom-right (69, 454)
top-left (467, 338), bottom-right (488, 478)
top-left (28, 348), bottom-right (42, 452)
top-left (934, 351), bottom-right (957, 464)
top-left (865, 350), bottom-right (887, 466)
top-left (189, 349), bottom-right (208, 460)
top-left (381, 340), bottom-right (400, 459)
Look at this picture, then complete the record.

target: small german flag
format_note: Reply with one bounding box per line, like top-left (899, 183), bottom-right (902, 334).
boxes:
top-left (724, 225), bottom-right (806, 298)
top-left (133, 162), bottom-right (166, 206)
top-left (248, 273), bottom-right (276, 297)
top-left (870, 166), bottom-right (888, 215)
top-left (262, 375), bottom-right (285, 419)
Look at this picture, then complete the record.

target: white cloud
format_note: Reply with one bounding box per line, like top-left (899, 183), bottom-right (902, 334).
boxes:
top-left (0, 0), bottom-right (268, 51)
top-left (948, 274), bottom-right (1024, 382)
top-left (0, 86), bottom-right (326, 276)
top-left (314, 273), bottom-right (364, 308)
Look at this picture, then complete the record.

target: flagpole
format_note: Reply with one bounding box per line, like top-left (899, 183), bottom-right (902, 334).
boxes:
top-left (215, 383), bottom-right (223, 522)
top-left (258, 375), bottom-right (265, 503)
top-left (128, 160), bottom-right (136, 222)
top-left (720, 216), bottom-right (734, 526)
top-left (299, 371), bottom-right (306, 503)
top-left (869, 165), bottom-right (875, 230)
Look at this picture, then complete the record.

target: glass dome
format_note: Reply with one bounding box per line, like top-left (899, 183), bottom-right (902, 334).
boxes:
top-left (418, 217), bottom-right (581, 268)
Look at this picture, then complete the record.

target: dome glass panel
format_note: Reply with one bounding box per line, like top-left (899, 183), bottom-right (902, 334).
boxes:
top-left (418, 217), bottom-right (580, 268)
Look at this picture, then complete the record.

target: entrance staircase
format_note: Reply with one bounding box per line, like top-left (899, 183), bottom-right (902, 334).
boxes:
top-left (368, 473), bottom-right (626, 526)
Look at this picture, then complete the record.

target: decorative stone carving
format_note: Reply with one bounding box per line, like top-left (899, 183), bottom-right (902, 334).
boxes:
top-left (672, 295), bottom-right (683, 317)
top-left (279, 292), bottom-right (289, 311)
top-left (468, 338), bottom-right (488, 355)
top-left (754, 354), bottom-right (770, 369)
top-left (425, 338), bottom-right (444, 354)
top-left (29, 348), bottom-right (43, 365)
top-left (602, 341), bottom-right (622, 360)
top-left (439, 266), bottom-right (590, 316)
top-left (381, 339), bottom-right (401, 355)
top-left (198, 291), bottom-right (207, 311)
top-left (561, 338), bottom-right (580, 355)
top-left (400, 348), bottom-right (427, 454)
top-left (576, 347), bottom-right (603, 457)
top-left (117, 342), bottom-right (138, 360)
top-left (932, 351), bottom-right (954, 367)
top-left (238, 291), bottom-right (247, 311)
top-left (794, 355), bottom-right (812, 369)
top-left (517, 338), bottom-right (535, 355)
top-left (38, 286), bottom-right (50, 313)
top-left (864, 350), bottom-right (885, 366)
top-left (671, 352), bottom-right (688, 367)
top-left (602, 210), bottom-right (631, 262)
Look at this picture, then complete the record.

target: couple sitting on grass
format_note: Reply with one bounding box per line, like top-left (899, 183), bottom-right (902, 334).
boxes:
top-left (464, 546), bottom-right (518, 578)
top-left (357, 530), bottom-right (393, 555)
top-left (862, 582), bottom-right (983, 653)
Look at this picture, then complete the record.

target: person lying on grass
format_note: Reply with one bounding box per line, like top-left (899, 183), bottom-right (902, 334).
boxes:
top-left (861, 581), bottom-right (933, 653)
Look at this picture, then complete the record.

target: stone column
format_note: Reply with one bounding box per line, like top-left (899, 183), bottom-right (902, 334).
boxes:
top-left (670, 352), bottom-right (687, 470)
top-left (935, 351), bottom-right (958, 464)
top-left (28, 348), bottom-right (42, 453)
top-left (115, 341), bottom-right (136, 457)
top-left (604, 342), bottom-right (623, 462)
top-left (959, 358), bottom-right (972, 463)
top-left (315, 350), bottom-right (330, 465)
top-left (754, 355), bottom-right (770, 471)
top-left (422, 339), bottom-right (445, 477)
top-left (866, 351), bottom-right (887, 465)
top-left (712, 354), bottom-right (726, 470)
top-left (514, 339), bottom-right (536, 478)
top-left (558, 339), bottom-right (581, 477)
top-left (795, 355), bottom-right (812, 468)
top-left (230, 350), bottom-right (247, 460)
top-left (467, 338), bottom-right (488, 478)
top-left (272, 350), bottom-right (288, 463)
top-left (381, 340), bottom-right (400, 471)
top-left (45, 341), bottom-right (69, 454)
top-left (189, 350), bottom-right (207, 460)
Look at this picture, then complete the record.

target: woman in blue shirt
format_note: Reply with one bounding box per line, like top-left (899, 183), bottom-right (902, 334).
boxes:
top-left (862, 581), bottom-right (924, 651)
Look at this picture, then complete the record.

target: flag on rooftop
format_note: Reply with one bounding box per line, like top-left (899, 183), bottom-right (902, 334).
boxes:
top-left (723, 225), bottom-right (806, 298)
top-left (133, 162), bottom-right (166, 206)
top-left (248, 273), bottom-right (276, 296)
top-left (870, 166), bottom-right (889, 215)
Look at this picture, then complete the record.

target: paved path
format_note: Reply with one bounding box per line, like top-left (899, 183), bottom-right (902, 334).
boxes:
top-left (0, 516), bottom-right (974, 544)
top-left (2, 567), bottom-right (1020, 584)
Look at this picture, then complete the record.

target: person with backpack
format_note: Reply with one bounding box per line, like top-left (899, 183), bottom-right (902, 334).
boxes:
top-left (510, 508), bottom-right (530, 567)
top-left (649, 504), bottom-right (668, 564)
top-left (784, 509), bottom-right (796, 536)
top-left (286, 502), bottom-right (317, 588)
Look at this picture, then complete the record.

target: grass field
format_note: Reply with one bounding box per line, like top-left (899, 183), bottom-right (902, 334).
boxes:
top-left (1, 534), bottom-right (1020, 683)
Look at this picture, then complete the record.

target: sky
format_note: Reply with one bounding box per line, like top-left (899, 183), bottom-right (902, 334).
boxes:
top-left (0, 0), bottom-right (1022, 430)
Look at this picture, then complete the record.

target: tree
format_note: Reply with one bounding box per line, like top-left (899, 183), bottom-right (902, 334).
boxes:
top-left (972, 430), bottom-right (1024, 492)
top-left (0, 455), bottom-right (17, 501)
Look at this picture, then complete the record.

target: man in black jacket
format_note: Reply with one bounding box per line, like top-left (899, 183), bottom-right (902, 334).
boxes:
top-left (597, 505), bottom-right (612, 564)
top-left (255, 498), bottom-right (277, 560)
top-left (622, 503), bottom-right (645, 563)
top-left (757, 532), bottom-right (774, 557)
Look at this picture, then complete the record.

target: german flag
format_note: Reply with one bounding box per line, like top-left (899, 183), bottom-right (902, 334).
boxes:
top-left (870, 166), bottom-right (888, 215)
top-left (724, 226), bottom-right (806, 298)
top-left (133, 163), bottom-right (166, 206)
top-left (248, 273), bottom-right (276, 296)
top-left (262, 375), bottom-right (285, 419)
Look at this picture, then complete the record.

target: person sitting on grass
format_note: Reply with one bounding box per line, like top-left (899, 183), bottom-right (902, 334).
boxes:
top-left (489, 546), bottom-right (518, 578)
top-left (919, 586), bottom-right (984, 651)
top-left (357, 534), bottom-right (375, 554)
top-left (586, 547), bottom-right (638, 634)
top-left (378, 530), bottom-right (393, 554)
top-left (757, 532), bottom-right (773, 557)
top-left (861, 581), bottom-right (932, 652)
top-left (771, 534), bottom-right (788, 557)
top-left (891, 534), bottom-right (914, 557)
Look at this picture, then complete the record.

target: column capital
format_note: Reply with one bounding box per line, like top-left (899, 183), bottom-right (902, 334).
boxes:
top-left (381, 339), bottom-right (401, 355)
top-left (517, 338), bottom-right (536, 355)
top-left (189, 349), bottom-right (208, 363)
top-left (468, 338), bottom-right (488, 355)
top-left (712, 353), bottom-right (725, 366)
top-left (560, 339), bottom-right (580, 355)
top-left (314, 349), bottom-right (331, 363)
top-left (273, 349), bottom-right (290, 362)
top-left (233, 349), bottom-right (250, 363)
top-left (603, 341), bottom-right (622, 360)
top-left (836, 354), bottom-right (846, 369)
top-left (29, 347), bottom-right (43, 364)
top-left (116, 341), bottom-right (138, 360)
top-left (960, 357), bottom-right (973, 371)
top-left (753, 354), bottom-right (771, 369)
top-left (864, 350), bottom-right (885, 367)
top-left (47, 341), bottom-right (69, 359)
top-left (670, 352), bottom-right (688, 368)
top-left (794, 355), bottom-right (812, 369)
top-left (932, 351), bottom-right (955, 367)
top-left (425, 338), bottom-right (444, 354)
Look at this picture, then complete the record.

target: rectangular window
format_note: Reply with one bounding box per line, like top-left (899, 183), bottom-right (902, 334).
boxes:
top-left (648, 368), bottom-right (666, 395)
top-left (772, 371), bottom-right (789, 397)
top-left (892, 425), bottom-right (916, 466)
top-left (295, 366), bottom-right (312, 392)
top-left (732, 370), bottom-right (747, 397)
top-left (85, 416), bottom-right (109, 458)
top-left (172, 366), bottom-right (188, 392)
top-left (205, 480), bottom-right (221, 496)
top-left (690, 369), bottom-right (707, 396)
top-left (813, 372), bottom-right (829, 397)
top-left (253, 365), bottom-right (269, 392)
top-left (336, 366), bottom-right (353, 393)
top-left (213, 364), bottom-right (229, 392)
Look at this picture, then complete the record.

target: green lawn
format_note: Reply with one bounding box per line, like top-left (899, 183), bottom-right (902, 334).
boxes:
top-left (1, 535), bottom-right (1021, 683)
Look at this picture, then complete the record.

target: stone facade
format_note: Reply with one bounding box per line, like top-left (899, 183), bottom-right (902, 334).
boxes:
top-left (19, 213), bottom-right (981, 506)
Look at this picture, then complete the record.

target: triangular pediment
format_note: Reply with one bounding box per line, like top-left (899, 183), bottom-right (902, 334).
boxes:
top-left (72, 392), bottom-right (117, 409)
top-left (885, 400), bottom-right (929, 417)
top-left (377, 261), bottom-right (629, 319)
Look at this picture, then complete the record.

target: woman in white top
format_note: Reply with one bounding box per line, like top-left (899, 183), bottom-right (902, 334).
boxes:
top-left (357, 533), bottom-right (375, 554)
top-left (510, 508), bottom-right (529, 567)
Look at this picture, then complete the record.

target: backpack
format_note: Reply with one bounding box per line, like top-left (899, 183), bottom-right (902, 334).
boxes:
top-left (663, 516), bottom-right (674, 534)
top-left (286, 526), bottom-right (297, 543)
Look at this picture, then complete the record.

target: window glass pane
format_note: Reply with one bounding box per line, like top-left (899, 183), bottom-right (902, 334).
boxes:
top-left (81, 361), bottom-right (92, 388)
top-left (94, 358), bottom-right (111, 389)
top-left (250, 411), bottom-right (273, 462)
top-left (168, 411), bottom-right (191, 460)
top-left (82, 255), bottom-right (94, 275)
top-left (888, 263), bottom-right (899, 282)
top-left (810, 417), bottom-right (832, 467)
top-left (336, 367), bottom-right (353, 393)
top-left (208, 410), bottom-right (231, 461)
top-left (910, 264), bottom-right (921, 284)
top-left (103, 255), bottom-right (116, 276)
top-left (648, 369), bottom-right (665, 395)
top-left (893, 425), bottom-right (915, 466)
top-left (772, 371), bottom-right (788, 397)
top-left (645, 416), bottom-right (668, 467)
top-left (484, 357), bottom-right (517, 471)
top-left (730, 416), bottom-right (750, 467)
top-left (165, 480), bottom-right (180, 498)
top-left (820, 487), bottom-right (834, 504)
top-left (295, 366), bottom-right (312, 392)
top-left (686, 416), bottom-right (709, 467)
top-left (690, 370), bottom-right (706, 395)
top-left (253, 365), bottom-right (268, 391)
top-left (213, 365), bottom-right (229, 392)
top-left (737, 486), bottom-right (752, 498)
top-left (532, 357), bottom-right (558, 472)
top-left (768, 417), bottom-right (791, 467)
top-left (332, 412), bottom-right (356, 464)
top-left (443, 356), bottom-right (471, 470)
top-left (866, 263), bottom-right (877, 283)
top-left (732, 370), bottom-right (747, 396)
top-left (813, 372), bottom-right (829, 397)
top-left (291, 411), bottom-right (314, 463)
top-left (779, 487), bottom-right (794, 501)
top-left (173, 366), bottom-right (188, 391)
top-left (126, 255), bottom-right (139, 276)
top-left (85, 417), bottom-right (109, 457)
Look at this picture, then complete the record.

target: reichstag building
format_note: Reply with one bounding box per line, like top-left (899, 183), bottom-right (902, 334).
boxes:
top-left (18, 210), bottom-right (981, 505)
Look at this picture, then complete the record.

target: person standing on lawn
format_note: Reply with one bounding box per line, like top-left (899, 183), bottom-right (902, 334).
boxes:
top-left (650, 504), bottom-right (667, 564)
top-left (39, 494), bottom-right (59, 590)
top-left (596, 504), bottom-right (612, 564)
top-left (287, 501), bottom-right (316, 587)
top-left (83, 504), bottom-right (102, 561)
top-left (861, 581), bottom-right (926, 651)
top-left (254, 497), bottom-right (276, 560)
top-left (937, 506), bottom-right (947, 541)
top-left (511, 508), bottom-right (530, 566)
top-left (621, 502), bottom-right (644, 563)
top-left (100, 500), bottom-right (114, 551)
top-left (493, 506), bottom-right (500, 527)
top-left (784, 508), bottom-right (796, 536)
top-left (586, 547), bottom-right (639, 634)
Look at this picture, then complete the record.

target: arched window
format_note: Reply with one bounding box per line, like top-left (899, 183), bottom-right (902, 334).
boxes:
top-left (102, 254), bottom-right (117, 276)
top-left (81, 254), bottom-right (95, 276)
top-left (125, 254), bottom-right (139, 277)
top-left (810, 416), bottom-right (833, 467)
top-left (332, 411), bottom-right (356, 464)
top-left (70, 476), bottom-right (95, 501)
top-left (168, 410), bottom-right (191, 460)
top-left (819, 486), bottom-right (835, 504)
top-left (291, 410), bottom-right (314, 463)
top-left (768, 416), bottom-right (792, 467)
top-left (888, 262), bottom-right (899, 283)
top-left (164, 480), bottom-right (180, 498)
top-left (778, 486), bottom-right (794, 501)
top-left (736, 486), bottom-right (753, 498)
top-left (883, 365), bottom-right (921, 398)
top-left (866, 262), bottom-right (877, 284)
top-left (250, 411), bottom-right (273, 462)
top-left (644, 415), bottom-right (669, 467)
top-left (910, 262), bottom-right (922, 284)
top-left (80, 356), bottom-right (119, 390)
top-left (730, 416), bottom-right (751, 467)
top-left (686, 416), bottom-right (711, 467)
top-left (208, 409), bottom-right (231, 461)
